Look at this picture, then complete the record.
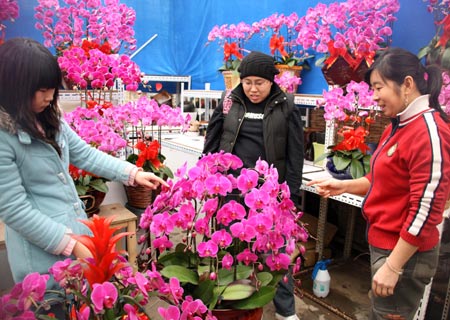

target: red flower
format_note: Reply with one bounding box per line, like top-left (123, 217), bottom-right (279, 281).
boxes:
top-left (333, 126), bottom-right (370, 153)
top-left (269, 34), bottom-right (289, 57)
top-left (74, 215), bottom-right (132, 287)
top-left (223, 41), bottom-right (243, 61)
top-left (135, 140), bottom-right (162, 169)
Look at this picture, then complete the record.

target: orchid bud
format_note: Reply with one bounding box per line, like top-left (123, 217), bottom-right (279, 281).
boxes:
top-left (210, 272), bottom-right (217, 281)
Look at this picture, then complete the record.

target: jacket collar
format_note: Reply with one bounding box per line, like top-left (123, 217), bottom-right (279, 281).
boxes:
top-left (0, 107), bottom-right (32, 144)
top-left (397, 95), bottom-right (432, 127)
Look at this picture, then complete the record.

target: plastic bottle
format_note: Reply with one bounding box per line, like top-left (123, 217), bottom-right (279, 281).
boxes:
top-left (312, 259), bottom-right (331, 298)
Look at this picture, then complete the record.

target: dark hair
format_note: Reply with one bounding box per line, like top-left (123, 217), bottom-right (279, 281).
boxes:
top-left (365, 47), bottom-right (447, 122)
top-left (0, 38), bottom-right (63, 152)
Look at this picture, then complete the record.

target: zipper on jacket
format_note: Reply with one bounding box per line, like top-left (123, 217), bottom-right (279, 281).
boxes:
top-left (361, 117), bottom-right (399, 220)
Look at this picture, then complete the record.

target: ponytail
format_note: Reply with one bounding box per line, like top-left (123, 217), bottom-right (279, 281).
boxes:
top-left (423, 65), bottom-right (448, 122)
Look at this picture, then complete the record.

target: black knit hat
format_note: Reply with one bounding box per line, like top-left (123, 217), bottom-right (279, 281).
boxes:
top-left (238, 51), bottom-right (279, 81)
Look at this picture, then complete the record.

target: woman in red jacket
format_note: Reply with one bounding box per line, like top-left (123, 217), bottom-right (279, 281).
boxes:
top-left (307, 47), bottom-right (450, 319)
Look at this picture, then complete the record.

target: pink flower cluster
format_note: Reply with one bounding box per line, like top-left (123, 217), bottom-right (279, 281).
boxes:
top-left (64, 96), bottom-right (190, 154)
top-left (440, 71), bottom-right (450, 115)
top-left (318, 80), bottom-right (376, 122)
top-left (138, 152), bottom-right (308, 310)
top-left (58, 46), bottom-right (142, 90)
top-left (0, 273), bottom-right (48, 319)
top-left (0, 0), bottom-right (19, 25)
top-left (207, 22), bottom-right (254, 46)
top-left (274, 71), bottom-right (302, 94)
top-left (295, 0), bottom-right (400, 56)
top-left (0, 0), bottom-right (19, 39)
top-left (34, 0), bottom-right (136, 53)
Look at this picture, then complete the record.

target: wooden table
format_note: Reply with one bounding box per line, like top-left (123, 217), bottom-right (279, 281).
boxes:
top-left (0, 203), bottom-right (138, 267)
top-left (98, 203), bottom-right (138, 268)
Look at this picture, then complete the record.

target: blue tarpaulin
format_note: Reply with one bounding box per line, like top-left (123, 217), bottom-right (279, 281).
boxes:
top-left (4, 0), bottom-right (436, 95)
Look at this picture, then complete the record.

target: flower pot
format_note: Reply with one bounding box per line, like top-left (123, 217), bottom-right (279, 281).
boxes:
top-left (212, 307), bottom-right (263, 320)
top-left (79, 189), bottom-right (107, 217)
top-left (325, 158), bottom-right (353, 180)
top-left (321, 56), bottom-right (369, 87)
top-left (125, 185), bottom-right (160, 209)
top-left (222, 70), bottom-right (240, 90)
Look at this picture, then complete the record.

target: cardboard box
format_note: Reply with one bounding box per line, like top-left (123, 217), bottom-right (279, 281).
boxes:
top-left (292, 239), bottom-right (332, 268)
top-left (300, 212), bottom-right (338, 248)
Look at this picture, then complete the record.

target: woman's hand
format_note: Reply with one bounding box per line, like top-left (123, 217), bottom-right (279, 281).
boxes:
top-left (134, 171), bottom-right (169, 190)
top-left (72, 241), bottom-right (93, 259)
top-left (371, 261), bottom-right (400, 297)
top-left (306, 178), bottom-right (346, 198)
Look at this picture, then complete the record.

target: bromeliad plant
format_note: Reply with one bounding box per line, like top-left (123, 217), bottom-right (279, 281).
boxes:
top-left (315, 81), bottom-right (377, 178)
top-left (0, 215), bottom-right (215, 320)
top-left (138, 152), bottom-right (308, 311)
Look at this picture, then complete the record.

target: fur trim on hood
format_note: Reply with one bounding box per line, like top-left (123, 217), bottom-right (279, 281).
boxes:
top-left (0, 107), bottom-right (18, 135)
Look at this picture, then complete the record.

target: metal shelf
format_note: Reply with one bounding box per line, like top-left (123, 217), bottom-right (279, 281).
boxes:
top-left (294, 94), bottom-right (322, 106)
top-left (182, 90), bottom-right (223, 99)
top-left (301, 183), bottom-right (364, 208)
top-left (142, 75), bottom-right (191, 88)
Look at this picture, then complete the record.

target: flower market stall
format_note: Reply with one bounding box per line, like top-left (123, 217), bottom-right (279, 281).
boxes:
top-left (1, 1), bottom-right (449, 320)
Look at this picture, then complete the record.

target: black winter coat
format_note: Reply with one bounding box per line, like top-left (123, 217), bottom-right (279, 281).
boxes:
top-left (203, 84), bottom-right (304, 198)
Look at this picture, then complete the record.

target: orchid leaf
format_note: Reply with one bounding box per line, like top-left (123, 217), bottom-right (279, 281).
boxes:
top-left (160, 265), bottom-right (199, 285)
top-left (256, 272), bottom-right (273, 286)
top-left (217, 265), bottom-right (253, 286)
top-left (232, 286), bottom-right (277, 309)
top-left (220, 283), bottom-right (255, 301)
top-left (193, 279), bottom-right (215, 305)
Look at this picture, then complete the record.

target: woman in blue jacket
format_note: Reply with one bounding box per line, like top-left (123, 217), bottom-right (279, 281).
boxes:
top-left (0, 38), bottom-right (166, 305)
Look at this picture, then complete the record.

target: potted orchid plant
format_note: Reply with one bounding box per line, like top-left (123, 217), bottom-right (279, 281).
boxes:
top-left (207, 22), bottom-right (254, 89)
top-left (295, 0), bottom-right (400, 86)
top-left (315, 81), bottom-right (378, 179)
top-left (137, 152), bottom-right (309, 314)
top-left (0, 215), bottom-right (217, 320)
top-left (34, 0), bottom-right (136, 55)
top-left (34, 0), bottom-right (140, 95)
top-left (254, 12), bottom-right (314, 69)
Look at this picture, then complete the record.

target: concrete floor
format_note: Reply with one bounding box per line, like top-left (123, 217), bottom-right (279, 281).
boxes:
top-left (143, 254), bottom-right (372, 320)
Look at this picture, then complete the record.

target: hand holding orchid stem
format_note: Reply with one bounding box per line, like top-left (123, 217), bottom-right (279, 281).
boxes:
top-left (138, 152), bottom-right (308, 311)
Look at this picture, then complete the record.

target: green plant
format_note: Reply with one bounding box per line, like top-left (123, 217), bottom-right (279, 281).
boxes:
top-left (315, 126), bottom-right (372, 179)
top-left (69, 164), bottom-right (109, 196)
